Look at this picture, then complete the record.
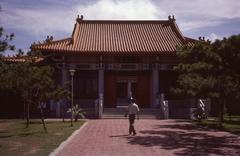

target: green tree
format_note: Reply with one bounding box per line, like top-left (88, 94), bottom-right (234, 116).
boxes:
top-left (0, 7), bottom-right (71, 131)
top-left (173, 35), bottom-right (240, 125)
top-left (0, 27), bottom-right (15, 55)
top-left (0, 5), bottom-right (14, 54)
top-left (30, 65), bottom-right (71, 131)
top-left (0, 62), bottom-right (33, 127)
top-left (173, 41), bottom-right (221, 99)
top-left (51, 84), bottom-right (71, 122)
top-left (0, 59), bottom-right (70, 132)
top-left (213, 35), bottom-right (240, 121)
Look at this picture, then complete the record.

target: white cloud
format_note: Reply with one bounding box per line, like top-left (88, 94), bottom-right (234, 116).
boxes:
top-left (207, 33), bottom-right (222, 41)
top-left (156, 0), bottom-right (240, 19)
top-left (76, 0), bottom-right (165, 20)
top-left (1, 8), bottom-right (75, 35)
top-left (156, 0), bottom-right (240, 31)
top-left (179, 20), bottom-right (224, 31)
top-left (1, 0), bottom-right (164, 36)
top-left (1, 0), bottom-right (239, 41)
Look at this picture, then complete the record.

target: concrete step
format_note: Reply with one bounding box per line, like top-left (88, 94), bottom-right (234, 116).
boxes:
top-left (103, 108), bottom-right (163, 119)
top-left (104, 108), bottom-right (161, 113)
top-left (103, 116), bottom-right (160, 119)
top-left (102, 114), bottom-right (161, 119)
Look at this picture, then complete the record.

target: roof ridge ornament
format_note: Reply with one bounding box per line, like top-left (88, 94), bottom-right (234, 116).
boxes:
top-left (45, 36), bottom-right (54, 43)
top-left (76, 14), bottom-right (84, 22)
top-left (198, 36), bottom-right (206, 41)
top-left (199, 36), bottom-right (211, 44)
top-left (168, 15), bottom-right (176, 21)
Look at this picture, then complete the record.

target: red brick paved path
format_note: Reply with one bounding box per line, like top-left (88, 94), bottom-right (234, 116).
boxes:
top-left (55, 119), bottom-right (240, 156)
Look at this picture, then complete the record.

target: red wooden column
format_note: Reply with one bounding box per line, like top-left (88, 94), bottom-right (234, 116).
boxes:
top-left (152, 68), bottom-right (159, 107)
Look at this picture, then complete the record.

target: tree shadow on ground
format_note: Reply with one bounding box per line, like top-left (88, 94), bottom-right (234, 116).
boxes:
top-left (18, 132), bottom-right (33, 137)
top-left (20, 121), bottom-right (59, 124)
top-left (109, 134), bottom-right (129, 138)
top-left (126, 123), bottom-right (240, 156)
top-left (152, 123), bottom-right (214, 131)
top-left (0, 135), bottom-right (15, 138)
top-left (0, 132), bottom-right (34, 138)
top-left (167, 119), bottom-right (191, 123)
top-left (0, 120), bottom-right (8, 123)
top-left (0, 130), bottom-right (9, 133)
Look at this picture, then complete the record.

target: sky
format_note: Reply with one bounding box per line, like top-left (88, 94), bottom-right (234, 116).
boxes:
top-left (1, 0), bottom-right (240, 55)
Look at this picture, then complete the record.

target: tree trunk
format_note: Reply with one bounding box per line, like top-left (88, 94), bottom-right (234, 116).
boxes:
top-left (61, 102), bottom-right (65, 122)
top-left (23, 100), bottom-right (26, 120)
top-left (26, 101), bottom-right (30, 128)
top-left (39, 102), bottom-right (47, 133)
top-left (25, 91), bottom-right (30, 128)
top-left (219, 99), bottom-right (224, 126)
top-left (74, 114), bottom-right (78, 122)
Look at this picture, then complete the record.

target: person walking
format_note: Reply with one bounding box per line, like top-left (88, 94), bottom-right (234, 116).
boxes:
top-left (125, 97), bottom-right (140, 136)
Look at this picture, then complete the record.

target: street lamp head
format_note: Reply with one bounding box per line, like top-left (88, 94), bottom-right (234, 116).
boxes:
top-left (69, 69), bottom-right (76, 76)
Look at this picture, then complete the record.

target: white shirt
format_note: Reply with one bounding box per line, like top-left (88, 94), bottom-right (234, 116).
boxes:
top-left (128, 103), bottom-right (140, 115)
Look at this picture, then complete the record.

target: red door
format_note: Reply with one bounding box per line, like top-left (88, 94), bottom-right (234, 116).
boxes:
top-left (136, 72), bottom-right (150, 108)
top-left (104, 72), bottom-right (117, 108)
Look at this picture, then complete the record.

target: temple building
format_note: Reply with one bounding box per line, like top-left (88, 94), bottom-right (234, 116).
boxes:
top-left (31, 15), bottom-right (195, 118)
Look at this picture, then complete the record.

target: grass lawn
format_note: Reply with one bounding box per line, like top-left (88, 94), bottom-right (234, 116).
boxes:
top-left (0, 119), bottom-right (85, 156)
top-left (193, 116), bottom-right (240, 135)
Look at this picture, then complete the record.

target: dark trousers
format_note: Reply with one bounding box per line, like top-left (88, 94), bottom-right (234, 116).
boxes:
top-left (129, 114), bottom-right (136, 134)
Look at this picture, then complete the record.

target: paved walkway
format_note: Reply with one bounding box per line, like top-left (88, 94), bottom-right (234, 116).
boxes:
top-left (53, 119), bottom-right (240, 156)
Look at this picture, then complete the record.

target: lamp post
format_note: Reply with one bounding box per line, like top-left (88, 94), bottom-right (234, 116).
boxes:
top-left (69, 69), bottom-right (75, 127)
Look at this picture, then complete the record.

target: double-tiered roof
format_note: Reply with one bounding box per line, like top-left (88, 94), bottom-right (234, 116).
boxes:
top-left (31, 15), bottom-right (195, 55)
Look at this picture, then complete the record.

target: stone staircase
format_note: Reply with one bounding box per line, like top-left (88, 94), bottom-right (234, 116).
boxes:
top-left (103, 107), bottom-right (163, 119)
